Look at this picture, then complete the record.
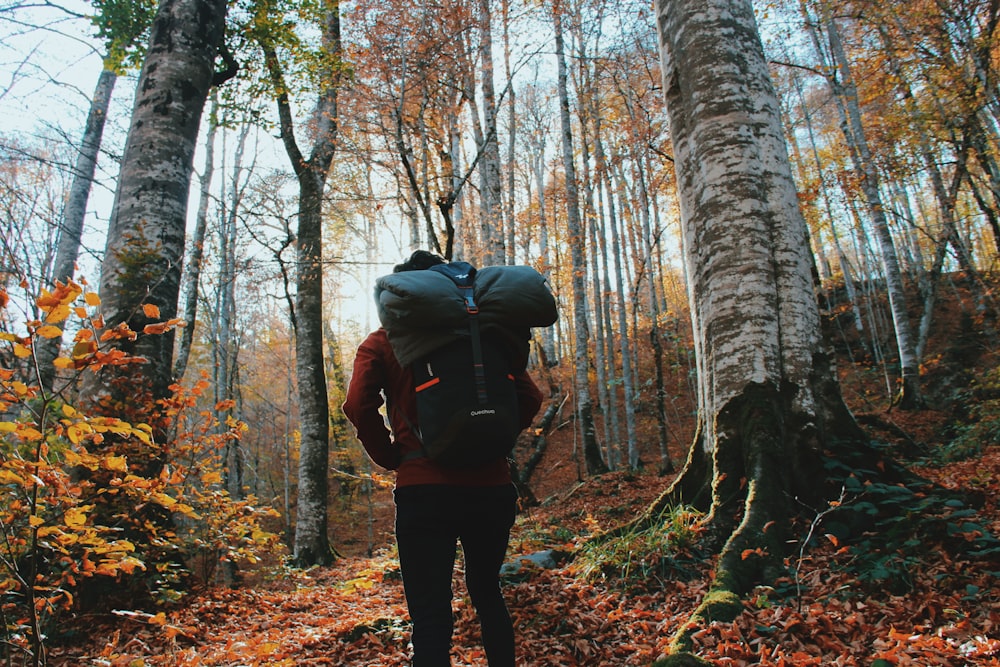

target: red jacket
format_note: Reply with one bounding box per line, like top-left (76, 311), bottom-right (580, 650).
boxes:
top-left (343, 328), bottom-right (544, 487)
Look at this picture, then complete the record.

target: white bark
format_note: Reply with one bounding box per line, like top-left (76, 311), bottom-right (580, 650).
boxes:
top-left (554, 0), bottom-right (606, 474)
top-left (657, 0), bottom-right (825, 449)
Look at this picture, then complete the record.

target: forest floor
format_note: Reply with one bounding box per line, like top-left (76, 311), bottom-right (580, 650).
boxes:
top-left (49, 408), bottom-right (1000, 666)
top-left (50, 280), bottom-right (1000, 665)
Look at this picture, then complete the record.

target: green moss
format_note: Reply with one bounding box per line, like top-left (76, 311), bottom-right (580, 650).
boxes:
top-left (651, 653), bottom-right (713, 667)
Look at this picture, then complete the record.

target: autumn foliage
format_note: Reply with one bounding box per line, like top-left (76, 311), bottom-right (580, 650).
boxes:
top-left (0, 281), bottom-right (281, 665)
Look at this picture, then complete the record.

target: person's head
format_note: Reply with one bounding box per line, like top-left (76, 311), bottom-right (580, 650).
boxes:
top-left (393, 250), bottom-right (446, 273)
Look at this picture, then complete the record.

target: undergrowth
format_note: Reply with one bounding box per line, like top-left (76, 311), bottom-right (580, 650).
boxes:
top-left (821, 450), bottom-right (1000, 596)
top-left (942, 365), bottom-right (1000, 462)
top-left (573, 505), bottom-right (706, 591)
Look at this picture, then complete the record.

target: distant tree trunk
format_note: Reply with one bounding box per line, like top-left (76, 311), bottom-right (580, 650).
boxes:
top-left (804, 3), bottom-right (923, 409)
top-left (646, 0), bottom-right (867, 656)
top-left (477, 0), bottom-right (505, 264)
top-left (634, 152), bottom-right (672, 473)
top-left (260, 0), bottom-right (342, 567)
top-left (216, 118), bottom-right (251, 500)
top-left (174, 92), bottom-right (220, 384)
top-left (37, 65), bottom-right (117, 393)
top-left (554, 0), bottom-right (607, 476)
top-left (599, 134), bottom-right (638, 465)
top-left (88, 0), bottom-right (227, 416)
top-left (501, 0), bottom-right (516, 265)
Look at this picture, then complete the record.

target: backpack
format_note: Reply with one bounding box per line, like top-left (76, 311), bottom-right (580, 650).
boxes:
top-left (406, 262), bottom-right (521, 467)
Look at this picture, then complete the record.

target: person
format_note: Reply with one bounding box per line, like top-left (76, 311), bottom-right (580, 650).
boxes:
top-left (343, 250), bottom-right (544, 667)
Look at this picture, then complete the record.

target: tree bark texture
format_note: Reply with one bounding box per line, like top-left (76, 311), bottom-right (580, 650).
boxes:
top-left (653, 0), bottom-right (858, 600)
top-left (91, 0), bottom-right (226, 410)
top-left (476, 0), bottom-right (505, 265)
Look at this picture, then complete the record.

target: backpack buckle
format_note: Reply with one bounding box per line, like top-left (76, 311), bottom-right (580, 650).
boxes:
top-left (462, 287), bottom-right (479, 314)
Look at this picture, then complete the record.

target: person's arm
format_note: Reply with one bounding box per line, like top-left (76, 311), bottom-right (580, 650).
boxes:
top-left (514, 370), bottom-right (544, 431)
top-left (343, 335), bottom-right (401, 470)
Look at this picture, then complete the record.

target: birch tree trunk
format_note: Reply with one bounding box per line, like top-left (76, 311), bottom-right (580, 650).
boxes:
top-left (477, 0), bottom-right (505, 265)
top-left (88, 0), bottom-right (227, 414)
top-left (645, 0), bottom-right (865, 656)
top-left (554, 0), bottom-right (607, 475)
top-left (805, 2), bottom-right (923, 409)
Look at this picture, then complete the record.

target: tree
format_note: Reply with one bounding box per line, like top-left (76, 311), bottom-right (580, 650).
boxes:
top-left (554, 0), bottom-right (607, 476)
top-left (254, 0), bottom-right (343, 567)
top-left (36, 66), bottom-right (117, 393)
top-left (646, 0), bottom-right (865, 660)
top-left (87, 0), bottom-right (230, 414)
top-left (800, 0), bottom-right (924, 409)
top-left (25, 0), bottom-right (157, 392)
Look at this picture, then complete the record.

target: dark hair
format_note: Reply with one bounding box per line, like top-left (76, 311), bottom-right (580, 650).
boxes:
top-left (393, 250), bottom-right (446, 273)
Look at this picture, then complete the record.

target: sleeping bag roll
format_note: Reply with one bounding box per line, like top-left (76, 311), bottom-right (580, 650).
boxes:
top-left (374, 263), bottom-right (558, 367)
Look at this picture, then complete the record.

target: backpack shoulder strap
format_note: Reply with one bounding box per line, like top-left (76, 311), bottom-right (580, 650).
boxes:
top-left (430, 262), bottom-right (489, 405)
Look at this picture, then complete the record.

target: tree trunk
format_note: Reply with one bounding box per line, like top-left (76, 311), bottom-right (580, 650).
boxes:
top-left (599, 135), bottom-right (638, 467)
top-left (476, 0), bottom-right (505, 265)
top-left (261, 0), bottom-right (342, 567)
top-left (805, 2), bottom-right (923, 409)
top-left (37, 65), bottom-right (118, 393)
top-left (88, 0), bottom-right (227, 415)
top-left (553, 0), bottom-right (607, 476)
top-left (649, 0), bottom-right (865, 657)
top-left (174, 91), bottom-right (219, 384)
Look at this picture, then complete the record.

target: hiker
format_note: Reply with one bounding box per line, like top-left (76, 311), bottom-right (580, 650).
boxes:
top-left (343, 249), bottom-right (546, 667)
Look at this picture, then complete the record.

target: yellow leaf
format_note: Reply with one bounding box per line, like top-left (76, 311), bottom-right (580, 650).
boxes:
top-left (29, 515), bottom-right (43, 527)
top-left (35, 325), bottom-right (63, 339)
top-left (46, 304), bottom-right (71, 323)
top-left (61, 404), bottom-right (77, 417)
top-left (13, 344), bottom-right (31, 358)
top-left (142, 303), bottom-right (160, 318)
top-left (104, 456), bottom-right (128, 472)
top-left (0, 469), bottom-right (22, 484)
top-left (0, 333), bottom-right (17, 342)
top-left (201, 471), bottom-right (223, 485)
top-left (0, 422), bottom-right (15, 433)
top-left (53, 357), bottom-right (74, 369)
top-left (84, 292), bottom-right (100, 306)
top-left (64, 508), bottom-right (87, 528)
top-left (67, 423), bottom-right (89, 445)
top-left (149, 612), bottom-right (167, 626)
top-left (151, 492), bottom-right (176, 508)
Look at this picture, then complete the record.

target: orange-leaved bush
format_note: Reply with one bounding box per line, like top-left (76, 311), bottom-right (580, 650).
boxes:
top-left (0, 281), bottom-right (282, 666)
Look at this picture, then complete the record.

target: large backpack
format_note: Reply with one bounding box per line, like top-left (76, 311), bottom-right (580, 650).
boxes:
top-left (406, 262), bottom-right (521, 467)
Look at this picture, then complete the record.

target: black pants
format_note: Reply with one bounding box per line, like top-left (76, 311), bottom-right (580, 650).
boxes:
top-left (394, 483), bottom-right (518, 667)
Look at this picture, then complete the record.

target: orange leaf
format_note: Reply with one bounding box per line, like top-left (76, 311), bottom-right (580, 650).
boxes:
top-left (84, 292), bottom-right (101, 306)
top-left (142, 303), bottom-right (160, 318)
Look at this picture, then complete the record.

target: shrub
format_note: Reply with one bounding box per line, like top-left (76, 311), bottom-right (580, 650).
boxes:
top-left (0, 281), bottom-right (282, 665)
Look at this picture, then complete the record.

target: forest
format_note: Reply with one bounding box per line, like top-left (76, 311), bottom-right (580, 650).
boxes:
top-left (1, 0), bottom-right (1000, 664)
